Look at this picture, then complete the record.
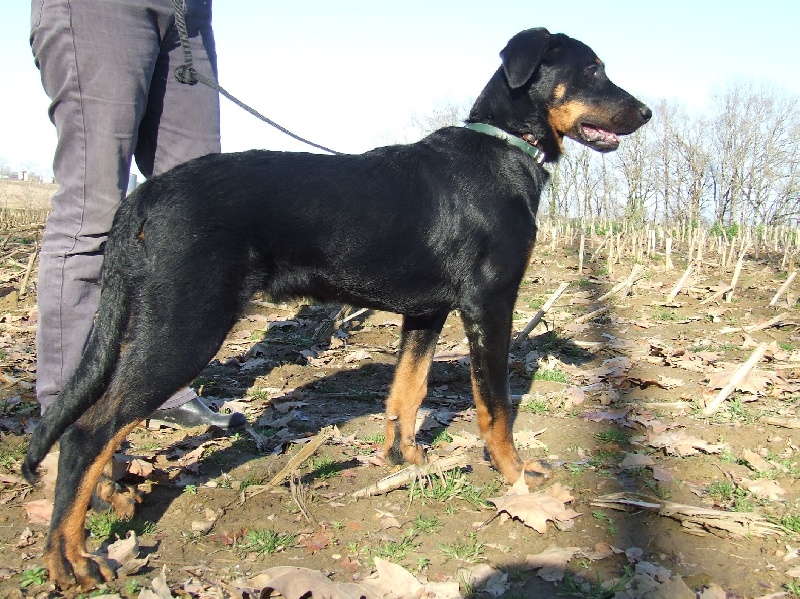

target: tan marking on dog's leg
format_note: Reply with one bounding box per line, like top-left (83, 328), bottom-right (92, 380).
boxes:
top-left (470, 372), bottom-right (520, 480)
top-left (471, 371), bottom-right (549, 488)
top-left (47, 421), bottom-right (138, 590)
top-left (384, 340), bottom-right (434, 465)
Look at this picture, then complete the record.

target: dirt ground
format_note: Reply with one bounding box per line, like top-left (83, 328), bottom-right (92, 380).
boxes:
top-left (0, 219), bottom-right (799, 598)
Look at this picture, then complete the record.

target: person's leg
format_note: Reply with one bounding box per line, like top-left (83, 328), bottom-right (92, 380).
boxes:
top-left (135, 0), bottom-right (221, 178)
top-left (31, 0), bottom-right (168, 412)
top-left (32, 0), bottom-right (243, 427)
top-left (132, 0), bottom-right (244, 426)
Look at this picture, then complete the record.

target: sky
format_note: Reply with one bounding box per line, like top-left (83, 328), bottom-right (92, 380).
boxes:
top-left (3, 0), bottom-right (799, 178)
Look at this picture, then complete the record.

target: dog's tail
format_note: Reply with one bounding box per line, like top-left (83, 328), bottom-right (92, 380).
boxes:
top-left (22, 206), bottom-right (141, 483)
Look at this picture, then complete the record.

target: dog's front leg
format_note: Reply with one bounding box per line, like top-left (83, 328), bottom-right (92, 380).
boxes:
top-left (461, 304), bottom-right (549, 488)
top-left (383, 313), bottom-right (447, 465)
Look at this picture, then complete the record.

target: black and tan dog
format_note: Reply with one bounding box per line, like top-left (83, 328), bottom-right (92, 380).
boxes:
top-left (24, 27), bottom-right (650, 588)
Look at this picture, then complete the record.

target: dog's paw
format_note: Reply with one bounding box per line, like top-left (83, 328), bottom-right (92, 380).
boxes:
top-left (91, 475), bottom-right (145, 520)
top-left (383, 441), bottom-right (427, 467)
top-left (522, 460), bottom-right (551, 489)
top-left (45, 546), bottom-right (116, 591)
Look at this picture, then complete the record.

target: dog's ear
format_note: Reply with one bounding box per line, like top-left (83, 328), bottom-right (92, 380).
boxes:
top-left (500, 27), bottom-right (553, 89)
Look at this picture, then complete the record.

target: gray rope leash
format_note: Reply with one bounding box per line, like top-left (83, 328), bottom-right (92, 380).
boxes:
top-left (171, 0), bottom-right (343, 155)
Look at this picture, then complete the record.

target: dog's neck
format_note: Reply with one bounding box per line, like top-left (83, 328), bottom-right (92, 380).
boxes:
top-left (464, 123), bottom-right (547, 164)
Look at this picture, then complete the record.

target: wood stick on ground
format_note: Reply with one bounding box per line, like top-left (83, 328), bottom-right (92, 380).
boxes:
top-left (768, 271), bottom-right (797, 307)
top-left (699, 284), bottom-right (733, 306)
top-left (702, 342), bottom-right (768, 417)
top-left (591, 492), bottom-right (784, 538)
top-left (725, 243), bottom-right (751, 302)
top-left (352, 452), bottom-right (470, 499)
top-left (572, 305), bottom-right (609, 325)
top-left (666, 263), bottom-right (693, 302)
top-left (762, 416), bottom-right (800, 429)
top-left (665, 237), bottom-right (673, 270)
top-left (18, 243), bottom-right (38, 297)
top-left (338, 307), bottom-right (370, 327)
top-left (511, 282), bottom-right (569, 349)
top-left (595, 264), bottom-right (643, 303)
top-left (246, 426), bottom-right (336, 500)
top-left (743, 312), bottom-right (790, 332)
top-left (589, 234), bottom-right (610, 263)
top-left (289, 474), bottom-right (317, 524)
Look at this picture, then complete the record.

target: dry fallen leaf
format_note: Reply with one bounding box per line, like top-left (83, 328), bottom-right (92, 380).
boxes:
top-left (23, 498), bottom-right (53, 526)
top-left (489, 482), bottom-right (580, 534)
top-left (525, 546), bottom-right (580, 581)
top-left (301, 527), bottom-right (331, 554)
top-left (369, 558), bottom-right (423, 596)
top-left (251, 566), bottom-right (379, 599)
top-left (562, 386), bottom-right (586, 409)
top-left (621, 452), bottom-right (655, 469)
top-left (738, 477), bottom-right (787, 501)
top-left (106, 531), bottom-right (139, 565)
top-left (513, 429), bottom-right (547, 449)
top-left (442, 431), bottom-right (483, 453)
top-left (456, 564), bottom-right (509, 596)
top-left (706, 367), bottom-right (783, 395)
top-left (741, 448), bottom-right (773, 473)
top-left (645, 430), bottom-right (726, 457)
top-left (137, 565), bottom-right (174, 599)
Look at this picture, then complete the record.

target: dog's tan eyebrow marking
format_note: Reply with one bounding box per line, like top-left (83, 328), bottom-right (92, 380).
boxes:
top-left (554, 83), bottom-right (566, 100)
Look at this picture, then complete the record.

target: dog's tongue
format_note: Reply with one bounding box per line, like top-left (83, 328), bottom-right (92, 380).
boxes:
top-left (582, 124), bottom-right (619, 145)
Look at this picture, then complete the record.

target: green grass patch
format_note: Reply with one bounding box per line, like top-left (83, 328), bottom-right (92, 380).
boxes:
top-left (706, 480), bottom-right (754, 512)
top-left (439, 531), bottom-right (484, 562)
top-left (86, 511), bottom-right (156, 541)
top-left (409, 469), bottom-right (495, 510)
top-left (652, 307), bottom-right (677, 321)
top-left (520, 397), bottom-right (550, 415)
top-left (240, 529), bottom-right (295, 555)
top-left (532, 368), bottom-right (570, 383)
top-left (362, 432), bottom-right (385, 444)
top-left (595, 429), bottom-right (629, 444)
top-left (309, 455), bottom-right (341, 480)
top-left (19, 566), bottom-right (48, 588)
top-left (780, 513), bottom-right (800, 534)
top-left (409, 514), bottom-right (441, 535)
top-left (370, 535), bottom-right (418, 564)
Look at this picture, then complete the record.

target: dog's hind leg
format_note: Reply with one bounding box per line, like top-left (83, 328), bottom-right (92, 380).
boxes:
top-left (44, 416), bottom-right (138, 589)
top-left (461, 303), bottom-right (549, 488)
top-left (383, 313), bottom-right (447, 465)
top-left (44, 307), bottom-right (237, 589)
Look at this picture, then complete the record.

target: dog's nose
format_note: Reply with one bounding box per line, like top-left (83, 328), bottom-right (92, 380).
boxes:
top-left (639, 105), bottom-right (653, 122)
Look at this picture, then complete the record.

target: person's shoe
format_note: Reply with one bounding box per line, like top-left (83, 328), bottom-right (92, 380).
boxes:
top-left (149, 397), bottom-right (246, 430)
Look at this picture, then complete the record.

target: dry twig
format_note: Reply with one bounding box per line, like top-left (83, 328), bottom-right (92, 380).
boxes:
top-left (592, 493), bottom-right (784, 538)
top-left (511, 282), bottom-right (569, 348)
top-left (666, 263), bottom-right (693, 302)
top-left (352, 452), bottom-right (470, 499)
top-left (769, 271), bottom-right (797, 307)
top-left (702, 342), bottom-right (768, 416)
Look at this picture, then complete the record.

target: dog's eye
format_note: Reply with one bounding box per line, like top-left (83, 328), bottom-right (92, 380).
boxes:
top-left (586, 65), bottom-right (599, 76)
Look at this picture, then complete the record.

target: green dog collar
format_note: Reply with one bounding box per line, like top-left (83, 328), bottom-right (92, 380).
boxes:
top-left (465, 122), bottom-right (546, 164)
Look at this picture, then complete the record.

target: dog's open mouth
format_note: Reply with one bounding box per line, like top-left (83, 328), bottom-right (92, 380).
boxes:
top-left (579, 124), bottom-right (620, 151)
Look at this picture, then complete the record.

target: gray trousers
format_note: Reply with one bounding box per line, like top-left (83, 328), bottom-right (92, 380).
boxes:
top-left (30, 0), bottom-right (221, 411)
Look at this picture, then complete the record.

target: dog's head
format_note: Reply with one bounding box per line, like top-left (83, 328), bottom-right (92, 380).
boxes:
top-left (471, 28), bottom-right (651, 159)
